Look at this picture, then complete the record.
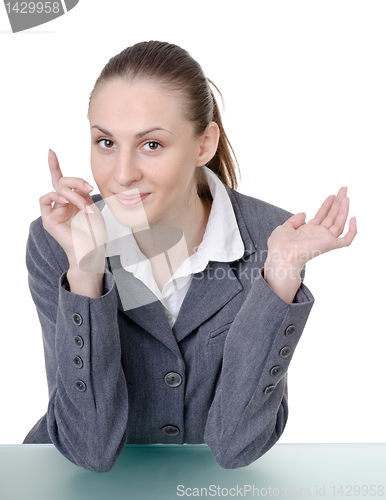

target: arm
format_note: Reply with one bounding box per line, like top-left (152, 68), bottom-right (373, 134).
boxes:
top-left (204, 187), bottom-right (356, 468)
top-left (204, 266), bottom-right (314, 468)
top-left (26, 217), bottom-right (128, 472)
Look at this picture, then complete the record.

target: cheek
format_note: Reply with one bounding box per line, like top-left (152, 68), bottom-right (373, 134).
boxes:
top-left (91, 157), bottom-right (110, 190)
top-left (153, 164), bottom-right (190, 195)
top-left (156, 148), bottom-right (197, 188)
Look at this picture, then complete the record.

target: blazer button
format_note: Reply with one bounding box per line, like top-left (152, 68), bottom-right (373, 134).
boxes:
top-left (72, 313), bottom-right (83, 326)
top-left (75, 380), bottom-right (87, 392)
top-left (270, 365), bottom-right (282, 377)
top-left (264, 385), bottom-right (276, 395)
top-left (73, 356), bottom-right (83, 369)
top-left (285, 324), bottom-right (296, 337)
top-left (74, 336), bottom-right (84, 348)
top-left (280, 346), bottom-right (292, 358)
top-left (162, 425), bottom-right (179, 436)
top-left (164, 372), bottom-right (182, 387)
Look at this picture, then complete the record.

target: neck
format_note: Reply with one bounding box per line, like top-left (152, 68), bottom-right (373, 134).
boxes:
top-left (133, 191), bottom-right (212, 263)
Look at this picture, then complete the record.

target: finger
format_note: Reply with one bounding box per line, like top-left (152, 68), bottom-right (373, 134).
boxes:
top-left (308, 194), bottom-right (335, 225)
top-left (39, 191), bottom-right (70, 220)
top-left (282, 212), bottom-right (307, 230)
top-left (329, 196), bottom-right (350, 238)
top-left (321, 187), bottom-right (348, 230)
top-left (58, 186), bottom-right (95, 214)
top-left (57, 176), bottom-right (95, 195)
top-left (335, 216), bottom-right (357, 249)
top-left (48, 150), bottom-right (63, 192)
top-left (48, 150), bottom-right (95, 196)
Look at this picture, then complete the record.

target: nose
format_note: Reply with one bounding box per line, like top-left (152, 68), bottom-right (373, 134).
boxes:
top-left (114, 149), bottom-right (142, 188)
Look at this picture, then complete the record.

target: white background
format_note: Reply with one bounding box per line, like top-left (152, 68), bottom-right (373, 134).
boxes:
top-left (0, 1), bottom-right (384, 445)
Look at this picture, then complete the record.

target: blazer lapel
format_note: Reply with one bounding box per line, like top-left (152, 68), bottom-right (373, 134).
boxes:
top-left (172, 187), bottom-right (257, 342)
top-left (107, 255), bottom-right (182, 357)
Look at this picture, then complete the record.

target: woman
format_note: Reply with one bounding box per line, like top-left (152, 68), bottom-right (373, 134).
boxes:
top-left (23, 40), bottom-right (357, 473)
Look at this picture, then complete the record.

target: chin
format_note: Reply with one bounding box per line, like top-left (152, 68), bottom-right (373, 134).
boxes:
top-left (104, 193), bottom-right (151, 229)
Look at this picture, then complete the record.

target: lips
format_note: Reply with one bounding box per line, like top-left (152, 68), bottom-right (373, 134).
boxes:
top-left (113, 192), bottom-right (151, 207)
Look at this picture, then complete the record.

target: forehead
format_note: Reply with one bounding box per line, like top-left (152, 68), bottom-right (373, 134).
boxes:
top-left (89, 79), bottom-right (190, 132)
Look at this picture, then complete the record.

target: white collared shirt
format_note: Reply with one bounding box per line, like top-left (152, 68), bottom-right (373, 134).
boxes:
top-left (101, 166), bottom-right (245, 328)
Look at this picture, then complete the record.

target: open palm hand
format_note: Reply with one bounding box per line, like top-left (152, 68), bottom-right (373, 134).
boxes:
top-left (264, 187), bottom-right (357, 304)
top-left (267, 187), bottom-right (357, 266)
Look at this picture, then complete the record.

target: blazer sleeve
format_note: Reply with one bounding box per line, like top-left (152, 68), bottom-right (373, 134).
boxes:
top-left (25, 217), bottom-right (128, 473)
top-left (203, 266), bottom-right (314, 469)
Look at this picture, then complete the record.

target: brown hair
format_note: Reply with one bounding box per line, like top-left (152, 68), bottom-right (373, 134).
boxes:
top-left (88, 40), bottom-right (241, 202)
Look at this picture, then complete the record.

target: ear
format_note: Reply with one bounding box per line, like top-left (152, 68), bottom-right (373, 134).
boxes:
top-left (195, 122), bottom-right (220, 167)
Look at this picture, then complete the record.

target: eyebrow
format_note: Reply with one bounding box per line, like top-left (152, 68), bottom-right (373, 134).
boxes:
top-left (91, 125), bottom-right (173, 139)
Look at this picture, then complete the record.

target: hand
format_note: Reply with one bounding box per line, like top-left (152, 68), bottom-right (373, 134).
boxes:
top-left (267, 186), bottom-right (357, 264)
top-left (39, 149), bottom-right (108, 272)
top-left (264, 187), bottom-right (357, 303)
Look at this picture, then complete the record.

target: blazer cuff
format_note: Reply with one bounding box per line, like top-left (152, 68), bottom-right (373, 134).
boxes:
top-left (293, 285), bottom-right (310, 304)
top-left (60, 270), bottom-right (115, 297)
top-left (55, 269), bottom-right (120, 408)
top-left (260, 267), bottom-right (314, 305)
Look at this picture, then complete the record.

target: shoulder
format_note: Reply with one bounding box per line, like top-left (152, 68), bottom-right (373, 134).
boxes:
top-left (225, 186), bottom-right (293, 236)
top-left (26, 216), bottom-right (68, 277)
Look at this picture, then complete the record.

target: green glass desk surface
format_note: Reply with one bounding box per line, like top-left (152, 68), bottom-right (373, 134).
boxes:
top-left (0, 444), bottom-right (385, 500)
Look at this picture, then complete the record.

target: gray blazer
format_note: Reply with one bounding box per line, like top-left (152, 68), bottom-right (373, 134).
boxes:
top-left (23, 185), bottom-right (314, 473)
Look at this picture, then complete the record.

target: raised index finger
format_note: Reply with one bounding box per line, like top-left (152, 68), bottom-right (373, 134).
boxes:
top-left (48, 149), bottom-right (63, 191)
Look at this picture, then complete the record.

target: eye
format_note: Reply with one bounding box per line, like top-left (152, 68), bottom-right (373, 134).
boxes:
top-left (95, 138), bottom-right (116, 149)
top-left (143, 141), bottom-right (162, 151)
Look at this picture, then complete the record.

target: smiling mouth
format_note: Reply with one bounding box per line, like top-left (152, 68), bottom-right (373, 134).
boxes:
top-left (113, 192), bottom-right (151, 207)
